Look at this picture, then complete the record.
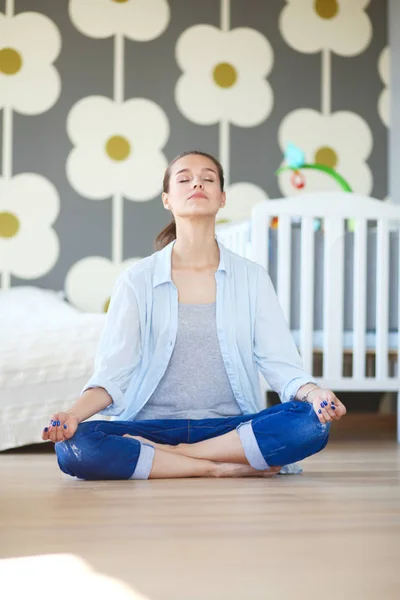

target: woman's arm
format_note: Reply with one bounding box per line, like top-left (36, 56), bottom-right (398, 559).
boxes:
top-left (253, 266), bottom-right (317, 403)
top-left (253, 266), bottom-right (347, 423)
top-left (42, 272), bottom-right (141, 442)
top-left (65, 387), bottom-right (113, 423)
top-left (42, 387), bottom-right (113, 442)
top-left (80, 271), bottom-right (141, 416)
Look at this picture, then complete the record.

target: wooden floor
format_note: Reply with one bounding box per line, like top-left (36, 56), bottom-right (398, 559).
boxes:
top-left (1, 441), bottom-right (400, 600)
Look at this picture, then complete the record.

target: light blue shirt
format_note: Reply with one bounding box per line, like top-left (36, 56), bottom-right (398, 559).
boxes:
top-left (82, 238), bottom-right (315, 419)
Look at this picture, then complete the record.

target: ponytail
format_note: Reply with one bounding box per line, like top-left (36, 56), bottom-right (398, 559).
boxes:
top-left (154, 219), bottom-right (176, 251)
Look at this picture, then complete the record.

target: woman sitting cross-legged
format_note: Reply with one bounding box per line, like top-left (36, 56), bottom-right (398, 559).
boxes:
top-left (42, 150), bottom-right (346, 480)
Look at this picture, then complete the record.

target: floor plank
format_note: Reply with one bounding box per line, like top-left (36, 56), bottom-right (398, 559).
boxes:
top-left (1, 441), bottom-right (399, 600)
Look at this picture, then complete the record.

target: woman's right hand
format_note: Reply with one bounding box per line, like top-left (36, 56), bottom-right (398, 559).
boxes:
top-left (42, 412), bottom-right (79, 443)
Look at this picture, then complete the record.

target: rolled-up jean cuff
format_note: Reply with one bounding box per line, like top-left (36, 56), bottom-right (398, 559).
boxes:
top-left (236, 421), bottom-right (269, 471)
top-left (130, 443), bottom-right (155, 480)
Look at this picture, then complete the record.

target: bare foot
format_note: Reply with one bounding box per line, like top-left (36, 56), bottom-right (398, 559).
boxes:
top-left (213, 463), bottom-right (281, 478)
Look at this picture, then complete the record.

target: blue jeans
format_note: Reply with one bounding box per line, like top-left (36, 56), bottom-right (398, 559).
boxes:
top-left (55, 400), bottom-right (330, 480)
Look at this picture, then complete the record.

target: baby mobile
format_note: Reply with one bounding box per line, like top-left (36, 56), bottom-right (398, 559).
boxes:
top-left (274, 143), bottom-right (355, 232)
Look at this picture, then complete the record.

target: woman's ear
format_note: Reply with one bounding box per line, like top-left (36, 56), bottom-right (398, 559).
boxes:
top-left (162, 192), bottom-right (169, 210)
top-left (220, 191), bottom-right (226, 209)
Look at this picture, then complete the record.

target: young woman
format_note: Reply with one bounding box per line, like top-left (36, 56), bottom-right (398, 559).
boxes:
top-left (42, 151), bottom-right (346, 480)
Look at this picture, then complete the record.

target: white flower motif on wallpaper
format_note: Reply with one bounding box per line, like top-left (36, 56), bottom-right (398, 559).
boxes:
top-left (175, 25), bottom-right (273, 126)
top-left (217, 183), bottom-right (268, 224)
top-left (69, 0), bottom-right (170, 40)
top-left (66, 96), bottom-right (169, 201)
top-left (279, 0), bottom-right (372, 56)
top-left (0, 174), bottom-right (60, 278)
top-left (378, 46), bottom-right (390, 128)
top-left (65, 256), bottom-right (140, 313)
top-left (0, 11), bottom-right (61, 114)
top-left (277, 109), bottom-right (373, 196)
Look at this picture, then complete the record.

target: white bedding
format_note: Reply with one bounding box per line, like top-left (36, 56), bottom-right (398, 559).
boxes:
top-left (0, 287), bottom-right (106, 450)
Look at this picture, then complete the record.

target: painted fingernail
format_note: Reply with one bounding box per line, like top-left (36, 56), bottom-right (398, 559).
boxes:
top-left (44, 427), bottom-right (48, 432)
top-left (332, 406), bottom-right (336, 410)
top-left (318, 409), bottom-right (322, 414)
top-left (63, 424), bottom-right (67, 429)
top-left (323, 401), bottom-right (328, 406)
top-left (57, 420), bottom-right (60, 426)
top-left (50, 420), bottom-right (54, 425)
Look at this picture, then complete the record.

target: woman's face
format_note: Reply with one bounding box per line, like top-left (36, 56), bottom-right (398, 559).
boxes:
top-left (162, 154), bottom-right (226, 219)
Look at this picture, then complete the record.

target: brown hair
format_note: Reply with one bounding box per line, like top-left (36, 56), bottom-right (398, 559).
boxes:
top-left (154, 150), bottom-right (225, 251)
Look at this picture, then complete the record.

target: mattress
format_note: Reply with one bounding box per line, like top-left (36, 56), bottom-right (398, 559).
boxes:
top-left (0, 287), bottom-right (106, 450)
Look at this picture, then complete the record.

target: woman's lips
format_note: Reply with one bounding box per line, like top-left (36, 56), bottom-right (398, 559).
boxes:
top-left (189, 192), bottom-right (207, 199)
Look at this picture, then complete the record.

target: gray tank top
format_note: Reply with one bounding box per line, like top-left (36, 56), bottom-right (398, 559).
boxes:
top-left (135, 302), bottom-right (242, 420)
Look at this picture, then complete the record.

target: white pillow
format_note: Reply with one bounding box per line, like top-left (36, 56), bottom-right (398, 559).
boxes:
top-left (0, 286), bottom-right (79, 329)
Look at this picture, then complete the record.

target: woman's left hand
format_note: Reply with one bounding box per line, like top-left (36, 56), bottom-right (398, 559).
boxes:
top-left (307, 388), bottom-right (347, 424)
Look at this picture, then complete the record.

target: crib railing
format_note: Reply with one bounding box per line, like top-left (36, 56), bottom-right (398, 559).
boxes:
top-left (216, 220), bottom-right (252, 260)
top-left (216, 193), bottom-right (400, 416)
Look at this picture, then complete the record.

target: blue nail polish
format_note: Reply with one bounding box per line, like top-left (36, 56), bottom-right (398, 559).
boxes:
top-left (57, 420), bottom-right (60, 426)
top-left (332, 406), bottom-right (336, 410)
top-left (324, 401), bottom-right (328, 406)
top-left (318, 409), bottom-right (322, 414)
top-left (63, 424), bottom-right (67, 429)
top-left (50, 420), bottom-right (54, 425)
top-left (44, 427), bottom-right (48, 432)
top-left (320, 402), bottom-right (324, 407)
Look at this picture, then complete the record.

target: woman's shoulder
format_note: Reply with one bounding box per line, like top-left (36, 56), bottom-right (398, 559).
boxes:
top-left (117, 253), bottom-right (158, 288)
top-left (222, 244), bottom-right (265, 279)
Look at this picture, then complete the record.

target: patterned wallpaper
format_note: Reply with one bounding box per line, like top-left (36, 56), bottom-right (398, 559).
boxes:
top-left (0, 0), bottom-right (389, 312)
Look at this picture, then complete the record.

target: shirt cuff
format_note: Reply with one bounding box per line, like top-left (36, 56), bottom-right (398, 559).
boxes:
top-left (281, 376), bottom-right (318, 404)
top-left (80, 377), bottom-right (125, 416)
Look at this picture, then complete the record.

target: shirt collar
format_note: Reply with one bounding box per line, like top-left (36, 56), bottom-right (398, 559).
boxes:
top-left (153, 237), bottom-right (229, 288)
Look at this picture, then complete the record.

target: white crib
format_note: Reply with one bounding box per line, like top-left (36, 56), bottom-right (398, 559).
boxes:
top-left (216, 192), bottom-right (400, 441)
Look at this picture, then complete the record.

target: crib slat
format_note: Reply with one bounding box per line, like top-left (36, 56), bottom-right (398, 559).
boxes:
top-left (243, 222), bottom-right (251, 258)
top-left (239, 226), bottom-right (246, 257)
top-left (398, 225), bottom-right (400, 380)
top-left (251, 203), bottom-right (269, 270)
top-left (216, 221), bottom-right (250, 259)
top-left (376, 219), bottom-right (389, 379)
top-left (323, 218), bottom-right (345, 379)
top-left (299, 217), bottom-right (315, 374)
top-left (353, 218), bottom-right (367, 379)
top-left (240, 228), bottom-right (246, 257)
top-left (277, 215), bottom-right (291, 324)
top-left (235, 230), bottom-right (242, 256)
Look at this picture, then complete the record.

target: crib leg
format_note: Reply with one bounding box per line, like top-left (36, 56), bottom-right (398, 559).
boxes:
top-left (398, 391), bottom-right (400, 444)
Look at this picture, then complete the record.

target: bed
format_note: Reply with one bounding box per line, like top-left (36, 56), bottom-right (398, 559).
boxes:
top-left (0, 287), bottom-right (106, 450)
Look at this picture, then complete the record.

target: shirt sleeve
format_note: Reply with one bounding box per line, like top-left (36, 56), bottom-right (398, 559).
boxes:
top-left (81, 272), bottom-right (141, 416)
top-left (254, 266), bottom-right (316, 403)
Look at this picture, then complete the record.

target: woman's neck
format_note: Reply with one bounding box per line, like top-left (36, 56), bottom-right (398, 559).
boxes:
top-left (172, 227), bottom-right (219, 270)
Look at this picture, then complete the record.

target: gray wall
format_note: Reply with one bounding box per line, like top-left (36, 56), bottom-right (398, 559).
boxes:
top-left (389, 0), bottom-right (399, 205)
top-left (0, 0), bottom-right (389, 312)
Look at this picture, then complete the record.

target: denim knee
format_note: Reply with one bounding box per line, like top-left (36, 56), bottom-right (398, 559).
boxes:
top-left (249, 401), bottom-right (331, 468)
top-left (55, 421), bottom-right (143, 480)
top-left (299, 412), bottom-right (330, 442)
top-left (55, 422), bottom-right (98, 479)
